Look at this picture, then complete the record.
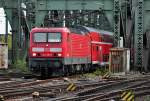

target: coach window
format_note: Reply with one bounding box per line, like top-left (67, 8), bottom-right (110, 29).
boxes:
top-left (99, 36), bottom-right (102, 41)
top-left (93, 46), bottom-right (95, 51)
top-left (97, 46), bottom-right (99, 51)
top-left (101, 36), bottom-right (104, 42)
top-left (67, 33), bottom-right (70, 42)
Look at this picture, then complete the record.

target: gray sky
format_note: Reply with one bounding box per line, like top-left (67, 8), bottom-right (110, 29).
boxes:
top-left (0, 8), bottom-right (11, 34)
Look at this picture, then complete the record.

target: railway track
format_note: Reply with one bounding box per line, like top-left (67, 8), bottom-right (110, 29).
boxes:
top-left (0, 75), bottom-right (123, 100)
top-left (0, 74), bottom-right (85, 100)
top-left (0, 79), bottom-right (65, 100)
top-left (0, 74), bottom-right (149, 101)
top-left (0, 76), bottom-right (10, 81)
top-left (82, 85), bottom-right (150, 101)
top-left (52, 75), bottom-right (150, 101)
top-left (0, 81), bottom-right (115, 100)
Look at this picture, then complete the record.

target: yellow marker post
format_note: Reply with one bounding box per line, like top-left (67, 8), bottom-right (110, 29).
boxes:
top-left (121, 90), bottom-right (134, 101)
top-left (127, 95), bottom-right (134, 101)
top-left (102, 72), bottom-right (111, 79)
top-left (66, 83), bottom-right (76, 91)
top-left (121, 91), bottom-right (127, 98)
top-left (32, 91), bottom-right (40, 98)
top-left (0, 95), bottom-right (4, 101)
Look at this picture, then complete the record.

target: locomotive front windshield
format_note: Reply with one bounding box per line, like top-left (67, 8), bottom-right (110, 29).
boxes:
top-left (48, 32), bottom-right (61, 42)
top-left (34, 32), bottom-right (61, 42)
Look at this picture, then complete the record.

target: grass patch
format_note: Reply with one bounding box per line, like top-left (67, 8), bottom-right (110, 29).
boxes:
top-left (82, 68), bottom-right (109, 78)
top-left (11, 60), bottom-right (30, 73)
top-left (93, 68), bottom-right (109, 76)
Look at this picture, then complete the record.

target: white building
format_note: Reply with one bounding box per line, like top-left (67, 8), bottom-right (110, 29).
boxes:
top-left (0, 8), bottom-right (11, 34)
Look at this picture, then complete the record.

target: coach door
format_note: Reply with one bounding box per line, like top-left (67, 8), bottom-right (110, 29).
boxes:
top-left (98, 46), bottom-right (103, 65)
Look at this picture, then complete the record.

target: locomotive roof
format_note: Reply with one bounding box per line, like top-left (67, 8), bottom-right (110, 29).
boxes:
top-left (31, 27), bottom-right (70, 32)
top-left (31, 27), bottom-right (113, 36)
top-left (82, 26), bottom-right (113, 36)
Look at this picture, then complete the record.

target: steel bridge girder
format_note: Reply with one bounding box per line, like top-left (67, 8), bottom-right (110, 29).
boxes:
top-left (134, 0), bottom-right (144, 68)
top-left (36, 0), bottom-right (109, 10)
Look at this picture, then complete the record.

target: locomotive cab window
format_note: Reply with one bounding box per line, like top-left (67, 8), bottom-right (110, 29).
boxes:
top-left (34, 33), bottom-right (47, 42)
top-left (48, 32), bottom-right (61, 42)
top-left (33, 32), bottom-right (61, 42)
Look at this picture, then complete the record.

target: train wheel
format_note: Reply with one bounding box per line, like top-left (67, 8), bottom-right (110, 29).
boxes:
top-left (66, 65), bottom-right (70, 76)
top-left (62, 65), bottom-right (65, 76)
top-left (81, 64), bottom-right (84, 74)
top-left (81, 65), bottom-right (83, 73)
top-left (76, 64), bottom-right (82, 74)
top-left (75, 65), bottom-right (78, 74)
top-left (40, 67), bottom-right (47, 79)
top-left (79, 65), bottom-right (82, 73)
top-left (62, 65), bottom-right (68, 76)
top-left (72, 65), bottom-right (76, 74)
top-left (74, 65), bottom-right (77, 74)
top-left (88, 64), bottom-right (91, 72)
top-left (63, 65), bottom-right (69, 76)
top-left (83, 64), bottom-right (86, 72)
top-left (84, 64), bottom-right (89, 72)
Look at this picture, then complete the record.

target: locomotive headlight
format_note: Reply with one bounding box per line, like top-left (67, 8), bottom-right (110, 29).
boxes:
top-left (50, 48), bottom-right (62, 52)
top-left (58, 53), bottom-right (62, 57)
top-left (32, 53), bottom-right (36, 56)
top-left (32, 48), bottom-right (44, 52)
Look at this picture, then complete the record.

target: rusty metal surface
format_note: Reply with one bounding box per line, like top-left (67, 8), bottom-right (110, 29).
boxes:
top-left (109, 48), bottom-right (130, 74)
top-left (0, 43), bottom-right (8, 69)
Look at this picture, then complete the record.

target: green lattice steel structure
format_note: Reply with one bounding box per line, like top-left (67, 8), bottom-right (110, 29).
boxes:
top-left (0, 0), bottom-right (115, 64)
top-left (1, 0), bottom-right (150, 69)
top-left (134, 0), bottom-right (144, 68)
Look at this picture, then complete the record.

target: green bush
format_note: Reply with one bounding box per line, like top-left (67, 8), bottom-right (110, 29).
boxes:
top-left (93, 68), bottom-right (109, 76)
top-left (12, 60), bottom-right (29, 73)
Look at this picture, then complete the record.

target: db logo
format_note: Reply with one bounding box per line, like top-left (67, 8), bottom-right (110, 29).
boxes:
top-left (45, 48), bottom-right (49, 52)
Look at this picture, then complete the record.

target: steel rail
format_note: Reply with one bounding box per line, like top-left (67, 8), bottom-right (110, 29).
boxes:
top-left (55, 76), bottom-right (150, 101)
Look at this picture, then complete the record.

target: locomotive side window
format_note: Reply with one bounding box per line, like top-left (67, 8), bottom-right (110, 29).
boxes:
top-left (34, 33), bottom-right (47, 42)
top-left (101, 34), bottom-right (113, 43)
top-left (48, 32), bottom-right (61, 42)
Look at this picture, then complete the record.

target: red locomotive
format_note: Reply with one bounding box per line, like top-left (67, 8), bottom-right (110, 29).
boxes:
top-left (28, 26), bottom-right (113, 76)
